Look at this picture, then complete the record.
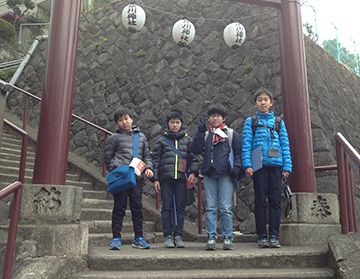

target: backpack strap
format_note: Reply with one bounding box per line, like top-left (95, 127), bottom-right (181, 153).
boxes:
top-left (133, 132), bottom-right (139, 158)
top-left (251, 115), bottom-right (282, 137)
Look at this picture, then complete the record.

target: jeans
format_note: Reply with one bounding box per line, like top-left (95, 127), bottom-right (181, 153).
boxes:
top-left (204, 173), bottom-right (233, 239)
top-left (160, 179), bottom-right (186, 237)
top-left (253, 166), bottom-right (282, 238)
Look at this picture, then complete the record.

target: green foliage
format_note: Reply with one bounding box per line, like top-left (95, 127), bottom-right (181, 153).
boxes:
top-left (25, 11), bottom-right (49, 38)
top-left (0, 18), bottom-right (16, 39)
top-left (244, 62), bottom-right (254, 74)
top-left (6, 0), bottom-right (36, 24)
top-left (94, 37), bottom-right (108, 46)
top-left (323, 39), bottom-right (360, 75)
top-left (303, 22), bottom-right (317, 42)
top-left (0, 68), bottom-right (17, 80)
top-left (136, 51), bottom-right (145, 57)
top-left (185, 69), bottom-right (191, 75)
top-left (81, 0), bottom-right (113, 15)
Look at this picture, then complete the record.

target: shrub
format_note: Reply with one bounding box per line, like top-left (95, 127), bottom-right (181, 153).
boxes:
top-left (0, 18), bottom-right (16, 39)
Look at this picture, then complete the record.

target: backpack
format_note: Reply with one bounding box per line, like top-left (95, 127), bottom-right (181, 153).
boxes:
top-left (204, 128), bottom-right (234, 145)
top-left (251, 115), bottom-right (282, 137)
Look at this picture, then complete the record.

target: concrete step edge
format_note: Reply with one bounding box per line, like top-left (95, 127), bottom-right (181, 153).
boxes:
top-left (70, 267), bottom-right (335, 279)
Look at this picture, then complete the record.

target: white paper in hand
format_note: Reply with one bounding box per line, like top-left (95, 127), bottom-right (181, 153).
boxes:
top-left (130, 158), bottom-right (146, 176)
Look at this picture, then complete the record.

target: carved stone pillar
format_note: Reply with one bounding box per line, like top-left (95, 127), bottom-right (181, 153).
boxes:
top-left (280, 193), bottom-right (341, 245)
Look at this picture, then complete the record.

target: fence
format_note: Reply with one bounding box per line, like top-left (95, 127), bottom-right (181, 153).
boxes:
top-left (301, 3), bottom-right (360, 76)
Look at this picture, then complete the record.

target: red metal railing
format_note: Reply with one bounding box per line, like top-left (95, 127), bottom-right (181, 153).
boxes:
top-left (0, 119), bottom-right (28, 278)
top-left (335, 133), bottom-right (359, 234)
top-left (2, 81), bottom-right (112, 176)
top-left (156, 175), bottom-right (204, 234)
top-left (314, 132), bottom-right (359, 234)
top-left (0, 181), bottom-right (23, 279)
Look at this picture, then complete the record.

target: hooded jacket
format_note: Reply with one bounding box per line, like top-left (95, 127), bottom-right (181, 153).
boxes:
top-left (104, 125), bottom-right (153, 173)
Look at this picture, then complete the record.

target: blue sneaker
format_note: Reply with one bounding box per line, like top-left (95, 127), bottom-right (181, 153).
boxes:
top-left (132, 236), bottom-right (150, 249)
top-left (269, 237), bottom-right (281, 248)
top-left (109, 238), bottom-right (121, 250)
top-left (258, 237), bottom-right (269, 248)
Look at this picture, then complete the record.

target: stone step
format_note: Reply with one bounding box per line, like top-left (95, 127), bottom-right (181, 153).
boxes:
top-left (83, 190), bottom-right (108, 200)
top-left (71, 267), bottom-right (335, 279)
top-left (83, 198), bottom-right (113, 210)
top-left (0, 146), bottom-right (36, 157)
top-left (80, 208), bottom-right (141, 222)
top-left (0, 148), bottom-right (36, 162)
top-left (85, 220), bottom-right (155, 234)
top-left (89, 232), bottom-right (157, 247)
top-left (0, 173), bottom-right (93, 189)
top-left (0, 158), bottom-right (35, 168)
top-left (70, 243), bottom-right (332, 278)
top-left (0, 165), bottom-right (79, 181)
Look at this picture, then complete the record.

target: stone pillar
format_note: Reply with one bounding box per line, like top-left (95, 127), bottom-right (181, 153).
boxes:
top-left (280, 193), bottom-right (341, 245)
top-left (0, 184), bottom-right (88, 258)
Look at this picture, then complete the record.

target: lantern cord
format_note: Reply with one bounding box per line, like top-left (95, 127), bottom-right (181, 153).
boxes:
top-left (141, 4), bottom-right (276, 23)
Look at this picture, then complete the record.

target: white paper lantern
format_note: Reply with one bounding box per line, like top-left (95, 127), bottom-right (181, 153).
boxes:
top-left (122, 4), bottom-right (146, 33)
top-left (223, 22), bottom-right (246, 49)
top-left (172, 19), bottom-right (195, 47)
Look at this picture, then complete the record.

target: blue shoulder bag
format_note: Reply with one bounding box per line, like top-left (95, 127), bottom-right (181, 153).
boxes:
top-left (106, 133), bottom-right (139, 195)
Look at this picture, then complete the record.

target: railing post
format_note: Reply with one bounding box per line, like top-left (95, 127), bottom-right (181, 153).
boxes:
top-left (347, 162), bottom-right (358, 232)
top-left (0, 88), bottom-right (6, 148)
top-left (102, 133), bottom-right (108, 177)
top-left (336, 141), bottom-right (349, 234)
top-left (23, 94), bottom-right (29, 130)
top-left (343, 154), bottom-right (355, 232)
top-left (1, 182), bottom-right (23, 279)
top-left (197, 175), bottom-right (203, 234)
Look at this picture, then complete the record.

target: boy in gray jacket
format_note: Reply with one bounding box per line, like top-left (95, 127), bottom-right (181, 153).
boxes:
top-left (104, 107), bottom-right (153, 250)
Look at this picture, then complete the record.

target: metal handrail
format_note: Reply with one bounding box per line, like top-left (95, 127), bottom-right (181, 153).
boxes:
top-left (0, 181), bottom-right (23, 279)
top-left (314, 133), bottom-right (359, 234)
top-left (335, 133), bottom-right (359, 234)
top-left (155, 175), bottom-right (204, 234)
top-left (0, 80), bottom-right (112, 176)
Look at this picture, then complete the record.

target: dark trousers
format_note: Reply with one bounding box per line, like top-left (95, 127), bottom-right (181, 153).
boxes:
top-left (160, 178), bottom-right (186, 238)
top-left (253, 166), bottom-right (282, 238)
top-left (112, 177), bottom-right (143, 239)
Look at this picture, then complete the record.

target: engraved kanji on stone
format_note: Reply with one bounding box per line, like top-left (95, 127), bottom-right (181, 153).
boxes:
top-left (33, 187), bottom-right (61, 214)
top-left (311, 195), bottom-right (331, 219)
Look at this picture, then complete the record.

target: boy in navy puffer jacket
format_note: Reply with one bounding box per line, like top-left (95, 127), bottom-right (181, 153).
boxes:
top-left (152, 110), bottom-right (199, 248)
top-left (191, 104), bottom-right (242, 251)
top-left (242, 88), bottom-right (292, 248)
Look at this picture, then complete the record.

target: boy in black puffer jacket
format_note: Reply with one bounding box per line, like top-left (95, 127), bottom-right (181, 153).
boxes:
top-left (104, 107), bottom-right (154, 250)
top-left (152, 110), bottom-right (199, 248)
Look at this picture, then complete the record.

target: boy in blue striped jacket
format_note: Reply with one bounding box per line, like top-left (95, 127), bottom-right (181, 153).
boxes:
top-left (241, 88), bottom-right (292, 248)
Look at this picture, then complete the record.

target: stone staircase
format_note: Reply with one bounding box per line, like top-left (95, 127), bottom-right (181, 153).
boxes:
top-left (1, 123), bottom-right (336, 279)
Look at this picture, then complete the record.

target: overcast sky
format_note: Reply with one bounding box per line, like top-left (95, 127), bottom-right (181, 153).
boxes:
top-left (300, 0), bottom-right (360, 55)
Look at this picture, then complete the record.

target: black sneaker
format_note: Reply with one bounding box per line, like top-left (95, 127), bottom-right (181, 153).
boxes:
top-left (269, 237), bottom-right (281, 248)
top-left (258, 237), bottom-right (269, 248)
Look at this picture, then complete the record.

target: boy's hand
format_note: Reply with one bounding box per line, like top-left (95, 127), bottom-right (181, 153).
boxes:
top-left (145, 169), bottom-right (154, 178)
top-left (282, 171), bottom-right (289, 179)
top-left (187, 173), bottom-right (197, 188)
top-left (245, 167), bottom-right (253, 177)
top-left (153, 181), bottom-right (160, 193)
top-left (198, 117), bottom-right (208, 133)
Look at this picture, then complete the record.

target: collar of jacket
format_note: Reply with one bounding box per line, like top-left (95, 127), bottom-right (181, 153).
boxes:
top-left (164, 129), bottom-right (186, 139)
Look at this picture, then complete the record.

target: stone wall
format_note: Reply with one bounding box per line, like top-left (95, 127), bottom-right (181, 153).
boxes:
top-left (5, 0), bottom-right (360, 233)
